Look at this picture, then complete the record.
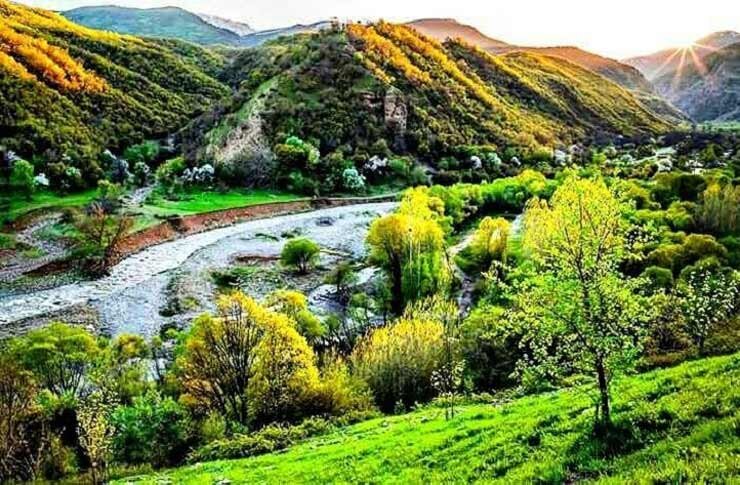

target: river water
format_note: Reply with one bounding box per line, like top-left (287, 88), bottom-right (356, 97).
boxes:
top-left (0, 202), bottom-right (395, 338)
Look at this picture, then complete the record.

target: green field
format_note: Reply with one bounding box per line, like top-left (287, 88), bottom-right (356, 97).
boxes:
top-left (120, 353), bottom-right (740, 484)
top-left (1, 189), bottom-right (99, 224)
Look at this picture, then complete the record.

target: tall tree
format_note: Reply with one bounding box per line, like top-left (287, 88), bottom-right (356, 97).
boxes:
top-left (514, 175), bottom-right (651, 427)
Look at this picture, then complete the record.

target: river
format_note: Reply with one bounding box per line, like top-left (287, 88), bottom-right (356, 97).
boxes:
top-left (0, 202), bottom-right (395, 338)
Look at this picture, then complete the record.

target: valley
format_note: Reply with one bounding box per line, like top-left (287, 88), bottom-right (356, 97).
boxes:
top-left (0, 2), bottom-right (738, 484)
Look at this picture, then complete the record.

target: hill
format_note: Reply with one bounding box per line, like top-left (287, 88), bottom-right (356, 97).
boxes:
top-left (0, 0), bottom-right (228, 178)
top-left (197, 13), bottom-right (254, 36)
top-left (625, 30), bottom-right (740, 81)
top-left (407, 18), bottom-right (509, 50)
top-left (183, 22), bottom-right (671, 186)
top-left (63, 5), bottom-right (243, 45)
top-left (238, 21), bottom-right (331, 47)
top-left (407, 19), bottom-right (652, 92)
top-left (653, 42), bottom-right (740, 122)
top-left (119, 353), bottom-right (740, 483)
top-left (405, 19), bottom-right (687, 123)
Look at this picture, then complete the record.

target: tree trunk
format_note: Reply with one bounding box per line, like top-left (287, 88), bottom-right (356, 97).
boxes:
top-left (595, 358), bottom-right (610, 427)
top-left (391, 259), bottom-right (403, 316)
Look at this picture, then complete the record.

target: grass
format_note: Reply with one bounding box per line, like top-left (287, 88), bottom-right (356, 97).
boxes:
top-left (119, 353), bottom-right (740, 484)
top-left (1, 189), bottom-right (99, 224)
top-left (129, 189), bottom-right (304, 232)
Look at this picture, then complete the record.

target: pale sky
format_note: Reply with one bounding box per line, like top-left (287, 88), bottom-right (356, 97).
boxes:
top-left (19, 0), bottom-right (740, 59)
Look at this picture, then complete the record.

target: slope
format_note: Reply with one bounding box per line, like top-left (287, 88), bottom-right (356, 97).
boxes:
top-left (407, 18), bottom-right (509, 50)
top-left (63, 5), bottom-right (242, 45)
top-left (119, 352), bottom-right (740, 484)
top-left (0, 0), bottom-right (228, 179)
top-left (653, 42), bottom-right (740, 122)
top-left (625, 31), bottom-right (740, 81)
top-left (185, 22), bottom-right (671, 182)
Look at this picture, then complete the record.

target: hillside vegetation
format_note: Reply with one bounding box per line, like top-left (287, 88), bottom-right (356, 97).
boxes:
top-left (120, 353), bottom-right (740, 484)
top-left (186, 23), bottom-right (671, 189)
top-left (0, 0), bottom-right (228, 181)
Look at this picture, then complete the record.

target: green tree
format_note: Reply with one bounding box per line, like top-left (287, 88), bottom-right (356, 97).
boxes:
top-left (78, 391), bottom-right (117, 484)
top-left (10, 323), bottom-right (101, 398)
top-left (178, 292), bottom-right (266, 424)
top-left (265, 290), bottom-right (326, 342)
top-left (280, 238), bottom-right (320, 274)
top-left (74, 202), bottom-right (133, 275)
top-left (515, 175), bottom-right (652, 428)
top-left (10, 159), bottom-right (35, 200)
top-left (367, 189), bottom-right (449, 315)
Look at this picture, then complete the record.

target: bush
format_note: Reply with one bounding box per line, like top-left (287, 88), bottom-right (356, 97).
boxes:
top-left (10, 159), bottom-right (35, 199)
top-left (188, 412), bottom-right (376, 463)
top-left (641, 266), bottom-right (675, 292)
top-left (280, 238), bottom-right (320, 274)
top-left (111, 391), bottom-right (192, 468)
top-left (351, 317), bottom-right (444, 412)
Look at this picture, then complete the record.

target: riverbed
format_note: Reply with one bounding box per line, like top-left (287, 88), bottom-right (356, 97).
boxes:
top-left (0, 202), bottom-right (395, 338)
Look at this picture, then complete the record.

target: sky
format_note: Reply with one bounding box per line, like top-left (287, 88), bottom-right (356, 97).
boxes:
top-left (19, 0), bottom-right (740, 58)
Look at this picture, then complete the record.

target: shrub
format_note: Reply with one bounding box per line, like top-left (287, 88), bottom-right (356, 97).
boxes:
top-left (641, 266), bottom-right (675, 292)
top-left (351, 317), bottom-right (444, 412)
top-left (10, 159), bottom-right (34, 199)
top-left (280, 238), bottom-right (320, 274)
top-left (111, 391), bottom-right (192, 468)
top-left (342, 167), bottom-right (366, 193)
top-left (155, 157), bottom-right (186, 188)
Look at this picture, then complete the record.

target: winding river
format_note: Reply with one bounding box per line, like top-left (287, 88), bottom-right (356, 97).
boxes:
top-left (0, 202), bottom-right (395, 338)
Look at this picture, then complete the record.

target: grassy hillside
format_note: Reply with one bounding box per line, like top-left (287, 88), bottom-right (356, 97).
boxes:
top-left (186, 23), bottom-right (671, 183)
top-left (654, 42), bottom-right (740, 122)
top-left (120, 353), bottom-right (740, 484)
top-left (0, 0), bottom-right (228, 179)
top-left (63, 6), bottom-right (242, 45)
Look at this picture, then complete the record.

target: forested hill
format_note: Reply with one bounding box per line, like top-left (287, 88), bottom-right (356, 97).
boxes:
top-left (0, 0), bottom-right (228, 183)
top-left (186, 22), bottom-right (672, 178)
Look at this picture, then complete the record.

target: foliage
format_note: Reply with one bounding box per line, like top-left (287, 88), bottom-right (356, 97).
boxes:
top-left (78, 391), bottom-right (117, 484)
top-left (111, 391), bottom-right (192, 468)
top-left (280, 238), bottom-right (320, 274)
top-left (9, 159), bottom-right (34, 199)
top-left (74, 202), bottom-right (134, 275)
top-left (9, 322), bottom-right (101, 398)
top-left (678, 268), bottom-right (739, 352)
top-left (469, 216), bottom-right (511, 268)
top-left (265, 290), bottom-right (325, 342)
top-left (351, 317), bottom-right (444, 412)
top-left (516, 176), bottom-right (651, 426)
top-left (367, 189), bottom-right (449, 314)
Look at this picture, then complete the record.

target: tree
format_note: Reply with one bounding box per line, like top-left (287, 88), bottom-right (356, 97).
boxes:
top-left (11, 323), bottom-right (101, 398)
top-left (678, 268), bottom-right (738, 353)
top-left (250, 311), bottom-right (320, 424)
top-left (265, 290), bottom-right (326, 342)
top-left (469, 216), bottom-right (511, 268)
top-left (0, 354), bottom-right (39, 482)
top-left (697, 183), bottom-right (739, 234)
top-left (78, 391), bottom-right (117, 485)
top-left (10, 159), bottom-right (34, 200)
top-left (515, 175), bottom-right (652, 428)
top-left (324, 261), bottom-right (358, 303)
top-left (178, 292), bottom-right (266, 424)
top-left (351, 316), bottom-right (443, 412)
top-left (74, 202), bottom-right (133, 275)
top-left (280, 238), bottom-right (320, 274)
top-left (405, 296), bottom-right (462, 419)
top-left (367, 190), bottom-right (448, 315)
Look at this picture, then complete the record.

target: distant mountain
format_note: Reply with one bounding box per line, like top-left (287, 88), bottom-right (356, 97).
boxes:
top-left (0, 0), bottom-right (228, 169)
top-left (407, 18), bottom-right (509, 50)
top-left (625, 31), bottom-right (740, 80)
top-left (197, 13), bottom-right (254, 36)
top-left (239, 21), bottom-right (331, 47)
top-left (653, 42), bottom-right (740, 122)
top-left (63, 5), bottom-right (243, 45)
top-left (406, 19), bottom-right (688, 123)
